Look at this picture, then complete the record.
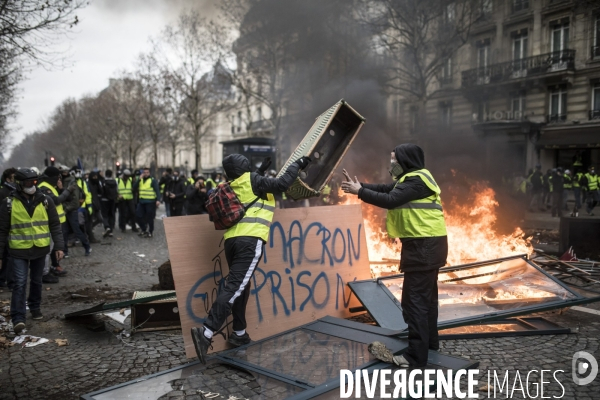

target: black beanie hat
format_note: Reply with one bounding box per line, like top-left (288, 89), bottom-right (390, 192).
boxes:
top-left (44, 166), bottom-right (61, 178)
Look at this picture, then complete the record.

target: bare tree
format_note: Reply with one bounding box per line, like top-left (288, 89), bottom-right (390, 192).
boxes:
top-left (358, 0), bottom-right (477, 134)
top-left (157, 10), bottom-right (230, 171)
top-left (135, 52), bottom-right (169, 175)
top-left (0, 0), bottom-right (87, 153)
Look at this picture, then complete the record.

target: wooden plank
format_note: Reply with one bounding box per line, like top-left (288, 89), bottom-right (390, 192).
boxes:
top-left (164, 204), bottom-right (371, 358)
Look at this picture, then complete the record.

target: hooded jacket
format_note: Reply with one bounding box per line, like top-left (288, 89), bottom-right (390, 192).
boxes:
top-left (222, 154), bottom-right (300, 200)
top-left (62, 175), bottom-right (84, 213)
top-left (358, 144), bottom-right (448, 272)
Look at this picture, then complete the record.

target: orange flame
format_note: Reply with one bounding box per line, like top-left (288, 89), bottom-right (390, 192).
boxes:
top-left (336, 179), bottom-right (532, 277)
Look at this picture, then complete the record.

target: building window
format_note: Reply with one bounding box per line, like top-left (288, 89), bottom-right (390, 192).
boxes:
top-left (478, 0), bottom-right (493, 17)
top-left (476, 40), bottom-right (490, 84)
top-left (593, 15), bottom-right (600, 59)
top-left (237, 111), bottom-right (242, 132)
top-left (256, 106), bottom-right (262, 121)
top-left (512, 31), bottom-right (528, 74)
top-left (511, 92), bottom-right (526, 120)
top-left (591, 83), bottom-right (600, 120)
top-left (551, 22), bottom-right (569, 54)
top-left (549, 87), bottom-right (567, 122)
top-left (440, 102), bottom-right (452, 127)
top-left (440, 58), bottom-right (452, 84)
top-left (512, 0), bottom-right (529, 13)
top-left (231, 115), bottom-right (235, 134)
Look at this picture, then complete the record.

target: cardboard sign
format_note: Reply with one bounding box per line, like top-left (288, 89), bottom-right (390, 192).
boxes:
top-left (164, 204), bottom-right (371, 358)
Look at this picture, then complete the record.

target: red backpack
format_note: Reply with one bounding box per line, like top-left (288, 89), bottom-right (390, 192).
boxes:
top-left (205, 182), bottom-right (259, 230)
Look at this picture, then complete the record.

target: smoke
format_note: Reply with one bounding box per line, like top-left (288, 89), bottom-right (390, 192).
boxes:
top-left (93, 0), bottom-right (221, 20)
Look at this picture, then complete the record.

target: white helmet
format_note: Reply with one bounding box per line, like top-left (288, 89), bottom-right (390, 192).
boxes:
top-left (30, 166), bottom-right (40, 175)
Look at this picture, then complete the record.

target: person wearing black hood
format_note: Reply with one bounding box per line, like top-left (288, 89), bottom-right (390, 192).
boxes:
top-left (100, 170), bottom-right (118, 237)
top-left (191, 154), bottom-right (310, 364)
top-left (341, 144), bottom-right (448, 369)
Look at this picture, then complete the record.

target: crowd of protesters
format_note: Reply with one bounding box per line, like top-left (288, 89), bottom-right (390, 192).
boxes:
top-left (0, 163), bottom-right (230, 293)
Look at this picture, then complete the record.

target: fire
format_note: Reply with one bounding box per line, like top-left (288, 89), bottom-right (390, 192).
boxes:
top-left (336, 179), bottom-right (532, 277)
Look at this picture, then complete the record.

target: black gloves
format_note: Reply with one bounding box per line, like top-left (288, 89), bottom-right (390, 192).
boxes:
top-left (258, 157), bottom-right (272, 175)
top-left (294, 156), bottom-right (312, 170)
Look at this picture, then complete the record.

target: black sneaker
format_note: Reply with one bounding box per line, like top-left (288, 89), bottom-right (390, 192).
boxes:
top-left (228, 332), bottom-right (251, 347)
top-left (146, 232), bottom-right (153, 238)
top-left (13, 321), bottom-right (25, 334)
top-left (138, 231), bottom-right (146, 237)
top-left (31, 309), bottom-right (43, 320)
top-left (51, 266), bottom-right (67, 277)
top-left (42, 274), bottom-right (59, 283)
top-left (191, 326), bottom-right (212, 364)
top-left (103, 228), bottom-right (111, 238)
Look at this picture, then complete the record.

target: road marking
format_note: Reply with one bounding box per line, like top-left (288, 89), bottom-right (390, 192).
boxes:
top-left (571, 306), bottom-right (600, 316)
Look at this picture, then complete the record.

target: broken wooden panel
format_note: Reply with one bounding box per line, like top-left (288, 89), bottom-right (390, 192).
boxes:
top-left (164, 204), bottom-right (371, 358)
top-left (131, 291), bottom-right (180, 333)
top-left (278, 99), bottom-right (365, 200)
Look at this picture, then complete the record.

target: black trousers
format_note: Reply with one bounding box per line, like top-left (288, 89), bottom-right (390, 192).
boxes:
top-left (118, 199), bottom-right (137, 231)
top-left (170, 201), bottom-right (184, 217)
top-left (101, 200), bottom-right (116, 230)
top-left (204, 236), bottom-right (263, 334)
top-left (401, 269), bottom-right (439, 368)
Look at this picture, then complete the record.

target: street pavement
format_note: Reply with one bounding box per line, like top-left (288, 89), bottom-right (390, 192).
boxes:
top-left (0, 211), bottom-right (599, 399)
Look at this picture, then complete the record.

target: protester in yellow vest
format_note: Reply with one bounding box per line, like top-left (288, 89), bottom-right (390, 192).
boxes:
top-left (191, 154), bottom-right (309, 364)
top-left (117, 169), bottom-right (138, 233)
top-left (38, 167), bottom-right (78, 282)
top-left (572, 169), bottom-right (584, 217)
top-left (0, 168), bottom-right (64, 334)
top-left (583, 166), bottom-right (599, 216)
top-left (341, 144), bottom-right (448, 369)
top-left (133, 167), bottom-right (160, 238)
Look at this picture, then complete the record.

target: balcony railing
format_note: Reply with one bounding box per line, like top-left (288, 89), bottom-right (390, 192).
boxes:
top-left (590, 110), bottom-right (600, 120)
top-left (462, 50), bottom-right (575, 89)
top-left (592, 46), bottom-right (600, 59)
top-left (547, 114), bottom-right (567, 123)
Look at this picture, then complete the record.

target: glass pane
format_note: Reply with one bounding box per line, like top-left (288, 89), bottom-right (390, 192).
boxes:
top-left (228, 329), bottom-right (374, 386)
top-left (553, 29), bottom-right (561, 52)
top-left (551, 93), bottom-right (559, 115)
top-left (564, 26), bottom-right (569, 49)
top-left (523, 37), bottom-right (528, 57)
top-left (513, 39), bottom-right (521, 60)
top-left (381, 258), bottom-right (578, 323)
top-left (560, 92), bottom-right (567, 114)
top-left (89, 361), bottom-right (305, 400)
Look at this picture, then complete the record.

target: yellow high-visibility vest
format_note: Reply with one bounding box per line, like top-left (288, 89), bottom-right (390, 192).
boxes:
top-left (586, 173), bottom-right (599, 191)
top-left (9, 198), bottom-right (51, 249)
top-left (38, 182), bottom-right (66, 223)
top-left (117, 178), bottom-right (134, 200)
top-left (223, 173), bottom-right (276, 242)
top-left (139, 178), bottom-right (157, 200)
top-left (386, 169), bottom-right (447, 239)
top-left (77, 179), bottom-right (93, 215)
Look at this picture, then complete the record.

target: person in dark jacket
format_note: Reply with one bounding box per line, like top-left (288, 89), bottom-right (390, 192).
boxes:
top-left (0, 167), bottom-right (16, 288)
top-left (38, 167), bottom-right (77, 282)
top-left (528, 165), bottom-right (544, 212)
top-left (0, 168), bottom-right (65, 334)
top-left (159, 168), bottom-right (173, 217)
top-left (88, 171), bottom-right (104, 228)
top-left (341, 144), bottom-right (448, 369)
top-left (551, 168), bottom-right (564, 218)
top-left (63, 172), bottom-right (92, 256)
top-left (165, 170), bottom-right (186, 217)
top-left (101, 169), bottom-right (118, 237)
top-left (191, 154), bottom-right (309, 364)
top-left (186, 176), bottom-right (209, 215)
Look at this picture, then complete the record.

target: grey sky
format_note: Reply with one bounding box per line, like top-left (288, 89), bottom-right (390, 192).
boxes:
top-left (8, 0), bottom-right (218, 156)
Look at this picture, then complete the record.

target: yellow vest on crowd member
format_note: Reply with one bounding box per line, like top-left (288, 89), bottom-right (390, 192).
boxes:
top-left (206, 178), bottom-right (216, 190)
top-left (563, 175), bottom-right (572, 189)
top-left (586, 173), bottom-right (599, 191)
top-left (573, 172), bottom-right (583, 188)
top-left (8, 198), bottom-right (51, 249)
top-left (386, 169), bottom-right (447, 239)
top-left (38, 182), bottom-right (66, 223)
top-left (223, 173), bottom-right (276, 242)
top-left (77, 178), bottom-right (93, 215)
top-left (117, 178), bottom-right (134, 200)
top-left (187, 177), bottom-right (194, 185)
top-left (139, 178), bottom-right (157, 200)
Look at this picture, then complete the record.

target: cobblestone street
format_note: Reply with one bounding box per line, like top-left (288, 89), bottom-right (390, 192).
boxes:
top-left (0, 213), bottom-right (599, 399)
